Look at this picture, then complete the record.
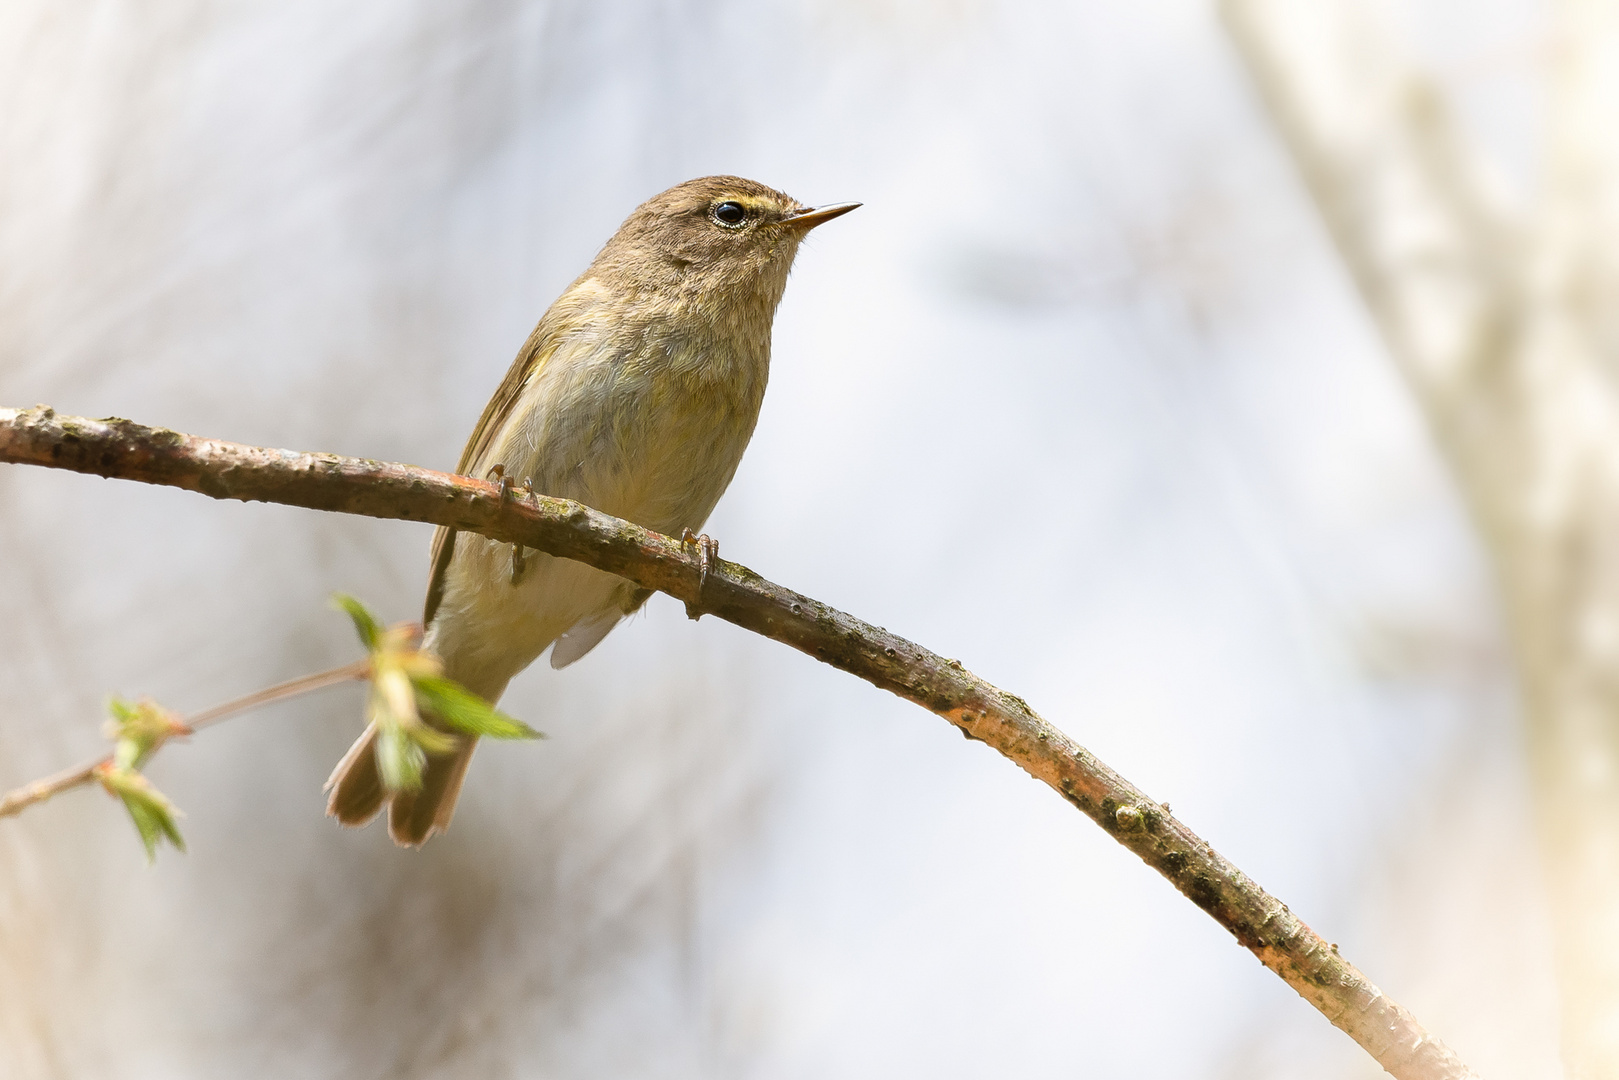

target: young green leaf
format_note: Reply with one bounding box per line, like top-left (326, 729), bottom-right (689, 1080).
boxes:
top-left (407, 722), bottom-right (460, 755)
top-left (98, 766), bottom-right (185, 861)
top-left (333, 592), bottom-right (538, 795)
top-left (104, 696), bottom-right (187, 771)
top-left (414, 676), bottom-right (542, 740)
top-left (332, 593), bottom-right (382, 652)
top-left (376, 723), bottom-right (426, 793)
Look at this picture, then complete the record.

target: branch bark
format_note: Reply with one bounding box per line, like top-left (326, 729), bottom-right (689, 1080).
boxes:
top-left (0, 404), bottom-right (1479, 1080)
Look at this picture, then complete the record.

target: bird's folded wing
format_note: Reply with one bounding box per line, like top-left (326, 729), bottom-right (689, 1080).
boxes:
top-left (423, 317), bottom-right (566, 626)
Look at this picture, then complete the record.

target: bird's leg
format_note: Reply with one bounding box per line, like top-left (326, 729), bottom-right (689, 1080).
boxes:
top-left (485, 464), bottom-right (529, 586)
top-left (508, 475), bottom-right (540, 586)
top-left (680, 528), bottom-right (719, 621)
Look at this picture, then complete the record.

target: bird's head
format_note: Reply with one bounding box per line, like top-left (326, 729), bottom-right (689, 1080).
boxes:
top-left (588, 176), bottom-right (859, 314)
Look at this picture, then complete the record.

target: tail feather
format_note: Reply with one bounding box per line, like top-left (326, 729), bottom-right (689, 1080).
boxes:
top-left (324, 625), bottom-right (509, 846)
top-left (324, 723), bottom-right (478, 846)
top-left (325, 723), bottom-right (386, 826)
top-left (387, 739), bottom-right (478, 846)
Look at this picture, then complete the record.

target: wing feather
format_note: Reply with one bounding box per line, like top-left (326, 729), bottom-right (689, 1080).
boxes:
top-left (423, 321), bottom-right (559, 626)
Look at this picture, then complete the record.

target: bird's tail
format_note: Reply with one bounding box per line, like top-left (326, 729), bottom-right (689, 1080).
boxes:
top-left (325, 724), bottom-right (479, 847)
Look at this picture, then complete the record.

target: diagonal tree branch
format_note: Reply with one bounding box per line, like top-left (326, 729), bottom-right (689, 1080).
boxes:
top-left (0, 404), bottom-right (1478, 1080)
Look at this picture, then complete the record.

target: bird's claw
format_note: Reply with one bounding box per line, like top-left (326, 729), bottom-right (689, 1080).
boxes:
top-left (681, 528), bottom-right (719, 621)
top-left (487, 464), bottom-right (531, 585)
top-left (487, 463), bottom-right (515, 501)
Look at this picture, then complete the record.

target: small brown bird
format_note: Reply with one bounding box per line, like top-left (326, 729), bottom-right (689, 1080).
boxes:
top-left (325, 176), bottom-right (858, 845)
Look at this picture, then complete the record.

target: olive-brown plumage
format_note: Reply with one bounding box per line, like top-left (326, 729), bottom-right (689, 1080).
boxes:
top-left (325, 176), bottom-right (857, 845)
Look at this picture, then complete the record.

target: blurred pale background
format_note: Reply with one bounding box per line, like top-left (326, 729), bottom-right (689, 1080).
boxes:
top-left (0, 1), bottom-right (1578, 1077)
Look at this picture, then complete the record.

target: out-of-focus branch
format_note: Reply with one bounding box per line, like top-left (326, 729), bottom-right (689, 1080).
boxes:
top-left (1218, 0), bottom-right (1536, 568)
top-left (1219, 0), bottom-right (1518, 437)
top-left (0, 404), bottom-right (1477, 1080)
top-left (0, 660), bottom-right (370, 819)
top-left (1222, 2), bottom-right (1619, 1073)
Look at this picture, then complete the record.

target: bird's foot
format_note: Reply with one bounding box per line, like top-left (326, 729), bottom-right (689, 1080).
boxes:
top-left (487, 464), bottom-right (532, 585)
top-left (680, 528), bottom-right (719, 621)
top-left (510, 477), bottom-right (542, 584)
top-left (486, 463), bottom-right (515, 500)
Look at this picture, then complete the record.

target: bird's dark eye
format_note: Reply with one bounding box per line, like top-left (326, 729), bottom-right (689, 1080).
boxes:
top-left (712, 201), bottom-right (747, 226)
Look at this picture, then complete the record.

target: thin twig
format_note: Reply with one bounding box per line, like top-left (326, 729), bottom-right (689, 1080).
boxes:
top-left (0, 655), bottom-right (371, 817)
top-left (187, 658), bottom-right (370, 731)
top-left (0, 404), bottom-right (1479, 1080)
top-left (0, 757), bottom-right (106, 818)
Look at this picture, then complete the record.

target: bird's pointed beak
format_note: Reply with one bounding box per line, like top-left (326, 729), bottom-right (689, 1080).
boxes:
top-left (780, 202), bottom-right (861, 230)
